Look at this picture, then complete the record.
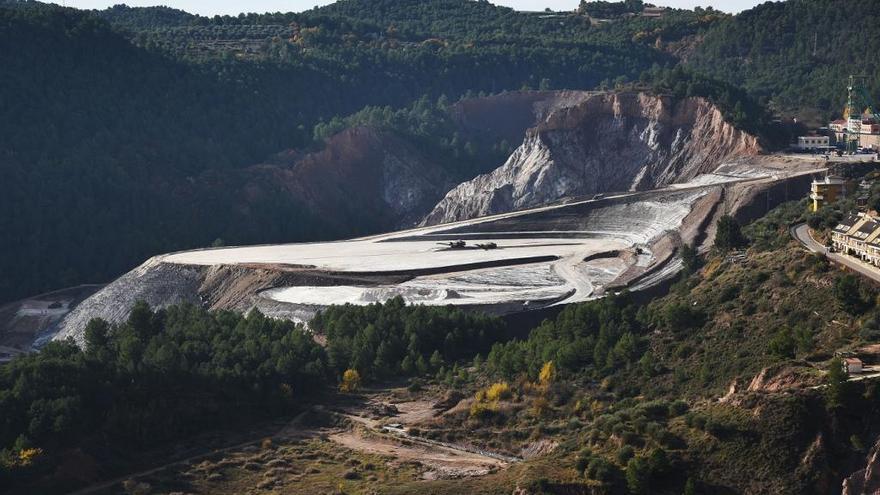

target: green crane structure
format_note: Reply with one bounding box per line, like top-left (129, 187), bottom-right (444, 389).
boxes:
top-left (843, 74), bottom-right (880, 151)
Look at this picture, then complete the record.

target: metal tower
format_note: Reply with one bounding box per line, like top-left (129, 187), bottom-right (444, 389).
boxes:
top-left (844, 75), bottom-right (880, 152)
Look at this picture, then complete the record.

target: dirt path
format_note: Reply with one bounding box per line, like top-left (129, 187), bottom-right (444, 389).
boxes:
top-left (325, 394), bottom-right (518, 479)
top-left (329, 429), bottom-right (504, 479)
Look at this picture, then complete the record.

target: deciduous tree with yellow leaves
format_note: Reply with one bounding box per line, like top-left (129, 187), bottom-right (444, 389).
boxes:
top-left (339, 369), bottom-right (361, 393)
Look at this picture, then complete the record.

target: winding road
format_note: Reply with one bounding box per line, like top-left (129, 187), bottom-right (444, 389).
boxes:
top-left (791, 223), bottom-right (880, 283)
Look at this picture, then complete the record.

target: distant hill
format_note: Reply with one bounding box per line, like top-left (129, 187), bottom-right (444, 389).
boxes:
top-left (94, 4), bottom-right (195, 29)
top-left (687, 0), bottom-right (880, 122)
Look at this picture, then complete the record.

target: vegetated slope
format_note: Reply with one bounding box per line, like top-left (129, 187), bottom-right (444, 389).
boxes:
top-left (311, 0), bottom-right (586, 39)
top-left (413, 202), bottom-right (880, 494)
top-left (423, 91), bottom-right (761, 224)
top-left (0, 5), bottom-right (341, 305)
top-left (686, 0), bottom-right (880, 122)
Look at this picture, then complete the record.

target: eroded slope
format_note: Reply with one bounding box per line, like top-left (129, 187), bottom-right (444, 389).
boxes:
top-left (423, 92), bottom-right (761, 225)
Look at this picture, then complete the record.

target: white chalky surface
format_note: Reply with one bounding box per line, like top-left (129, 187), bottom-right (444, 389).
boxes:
top-left (165, 238), bottom-right (612, 272)
top-left (162, 189), bottom-right (708, 308)
top-left (264, 264), bottom-right (571, 307)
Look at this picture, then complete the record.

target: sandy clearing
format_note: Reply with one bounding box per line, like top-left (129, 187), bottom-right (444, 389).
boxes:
top-left (390, 400), bottom-right (441, 425)
top-left (329, 430), bottom-right (504, 479)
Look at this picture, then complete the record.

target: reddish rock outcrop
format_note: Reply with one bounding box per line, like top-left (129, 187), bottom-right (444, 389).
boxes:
top-left (242, 126), bottom-right (455, 231)
top-left (843, 437), bottom-right (880, 495)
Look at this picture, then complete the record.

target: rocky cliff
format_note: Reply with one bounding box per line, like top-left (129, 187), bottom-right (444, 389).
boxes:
top-left (242, 126), bottom-right (455, 231)
top-left (422, 92), bottom-right (761, 225)
top-left (843, 436), bottom-right (880, 495)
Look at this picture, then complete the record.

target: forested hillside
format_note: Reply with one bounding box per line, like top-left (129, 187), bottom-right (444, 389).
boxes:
top-left (687, 0), bottom-right (880, 122)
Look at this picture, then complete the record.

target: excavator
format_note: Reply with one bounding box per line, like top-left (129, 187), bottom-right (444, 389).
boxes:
top-left (437, 240), bottom-right (467, 249)
top-left (436, 240), bottom-right (498, 250)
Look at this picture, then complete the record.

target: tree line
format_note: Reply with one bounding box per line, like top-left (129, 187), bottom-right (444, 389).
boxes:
top-left (0, 298), bottom-right (505, 491)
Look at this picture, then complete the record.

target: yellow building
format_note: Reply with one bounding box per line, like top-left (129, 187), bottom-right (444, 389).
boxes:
top-left (832, 212), bottom-right (880, 266)
top-left (810, 175), bottom-right (851, 212)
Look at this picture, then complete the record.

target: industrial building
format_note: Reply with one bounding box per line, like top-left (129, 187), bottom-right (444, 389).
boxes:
top-left (830, 75), bottom-right (880, 151)
top-left (797, 135), bottom-right (831, 151)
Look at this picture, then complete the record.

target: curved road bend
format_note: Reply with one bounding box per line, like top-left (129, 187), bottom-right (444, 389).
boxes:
top-left (791, 223), bottom-right (880, 283)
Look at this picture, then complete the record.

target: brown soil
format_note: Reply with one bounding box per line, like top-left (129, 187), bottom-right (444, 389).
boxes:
top-left (329, 428), bottom-right (503, 480)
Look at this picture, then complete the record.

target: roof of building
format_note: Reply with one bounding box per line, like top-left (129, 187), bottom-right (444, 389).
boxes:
top-left (834, 213), bottom-right (862, 234)
top-left (866, 227), bottom-right (880, 246)
top-left (845, 357), bottom-right (863, 365)
top-left (853, 218), bottom-right (880, 239)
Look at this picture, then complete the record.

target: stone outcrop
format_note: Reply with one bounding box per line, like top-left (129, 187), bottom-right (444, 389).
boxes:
top-left (245, 126), bottom-right (455, 231)
top-left (422, 91), bottom-right (761, 225)
top-left (843, 436), bottom-right (880, 495)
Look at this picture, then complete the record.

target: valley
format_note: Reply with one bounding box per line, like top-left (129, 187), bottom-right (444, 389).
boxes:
top-left (4, 1), bottom-right (880, 494)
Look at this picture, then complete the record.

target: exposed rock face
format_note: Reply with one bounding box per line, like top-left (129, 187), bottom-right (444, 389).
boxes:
top-left (746, 363), bottom-right (823, 393)
top-left (423, 92), bottom-right (761, 225)
top-left (244, 126), bottom-right (455, 231)
top-left (843, 436), bottom-right (880, 495)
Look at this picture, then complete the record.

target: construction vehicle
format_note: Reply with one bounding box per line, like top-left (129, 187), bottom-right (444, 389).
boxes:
top-left (437, 240), bottom-right (466, 249)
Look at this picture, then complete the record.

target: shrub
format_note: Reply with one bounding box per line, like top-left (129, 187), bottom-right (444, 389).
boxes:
top-left (716, 284), bottom-right (740, 303)
top-left (469, 400), bottom-right (494, 419)
top-left (668, 400), bottom-right (689, 417)
top-left (575, 449), bottom-right (593, 472)
top-left (586, 457), bottom-right (615, 482)
top-left (663, 303), bottom-right (706, 332)
top-left (485, 382), bottom-right (513, 401)
top-left (834, 274), bottom-right (869, 314)
top-left (638, 400), bottom-right (670, 420)
top-left (339, 369), bottom-right (361, 393)
top-left (647, 448), bottom-right (670, 474)
top-left (539, 361), bottom-right (557, 388)
top-left (767, 328), bottom-right (796, 359)
top-left (860, 313), bottom-right (880, 341)
top-left (851, 434), bottom-right (866, 452)
top-left (715, 215), bottom-right (748, 251)
top-left (532, 397), bottom-right (550, 417)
